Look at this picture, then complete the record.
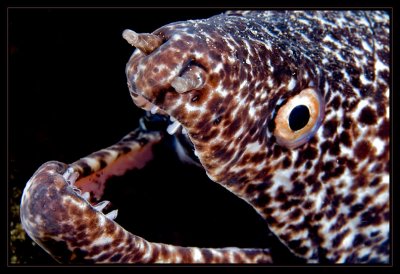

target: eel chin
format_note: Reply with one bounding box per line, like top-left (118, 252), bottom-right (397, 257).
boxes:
top-left (20, 128), bottom-right (272, 264)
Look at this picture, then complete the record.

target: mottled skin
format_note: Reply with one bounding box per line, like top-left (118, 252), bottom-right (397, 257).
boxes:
top-left (20, 10), bottom-right (390, 264)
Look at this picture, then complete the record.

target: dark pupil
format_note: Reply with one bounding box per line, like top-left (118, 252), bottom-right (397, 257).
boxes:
top-left (289, 105), bottom-right (310, 131)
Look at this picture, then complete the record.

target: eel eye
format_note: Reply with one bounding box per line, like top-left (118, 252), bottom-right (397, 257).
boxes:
top-left (273, 88), bottom-right (324, 149)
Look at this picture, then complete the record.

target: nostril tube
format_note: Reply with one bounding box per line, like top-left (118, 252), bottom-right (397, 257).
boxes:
top-left (122, 29), bottom-right (163, 55)
top-left (171, 66), bottom-right (207, 93)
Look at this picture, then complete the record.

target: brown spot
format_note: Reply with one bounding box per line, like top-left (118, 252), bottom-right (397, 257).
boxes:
top-left (343, 194), bottom-right (356, 205)
top-left (370, 177), bottom-right (381, 187)
top-left (303, 146), bottom-right (318, 160)
top-left (273, 145), bottom-right (282, 158)
top-left (323, 119), bottom-right (338, 138)
top-left (104, 221), bottom-right (116, 235)
top-left (339, 131), bottom-right (352, 147)
top-left (250, 152), bottom-right (265, 164)
top-left (378, 119), bottom-right (389, 139)
top-left (275, 187), bottom-right (287, 202)
top-left (349, 203), bottom-right (365, 218)
top-left (253, 194), bottom-right (271, 207)
top-left (358, 206), bottom-right (384, 227)
top-left (354, 140), bottom-right (372, 160)
top-left (291, 181), bottom-right (306, 197)
top-left (329, 138), bottom-right (341, 156)
top-left (329, 213), bottom-right (346, 232)
top-left (290, 172), bottom-right (300, 181)
top-left (201, 249), bottom-right (213, 263)
top-left (289, 208), bottom-right (302, 220)
top-left (206, 96), bottom-right (223, 112)
top-left (352, 233), bottom-right (366, 247)
top-left (358, 106), bottom-right (378, 125)
top-left (303, 200), bottom-right (314, 209)
top-left (332, 229), bottom-right (350, 248)
top-left (342, 116), bottom-right (353, 129)
top-left (325, 207), bottom-right (337, 219)
top-left (110, 253), bottom-right (122, 262)
top-left (360, 84), bottom-right (374, 97)
top-left (282, 157), bottom-right (292, 168)
top-left (280, 198), bottom-right (302, 210)
top-left (329, 96), bottom-right (341, 110)
top-left (314, 213), bottom-right (323, 221)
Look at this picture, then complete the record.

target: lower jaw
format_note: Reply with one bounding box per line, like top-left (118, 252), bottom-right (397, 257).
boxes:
top-left (20, 127), bottom-right (273, 263)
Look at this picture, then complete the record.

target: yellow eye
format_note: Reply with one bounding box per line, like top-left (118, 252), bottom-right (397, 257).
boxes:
top-left (273, 88), bottom-right (325, 149)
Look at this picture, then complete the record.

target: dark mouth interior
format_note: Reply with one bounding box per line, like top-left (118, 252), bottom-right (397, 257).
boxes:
top-left (140, 112), bottom-right (200, 165)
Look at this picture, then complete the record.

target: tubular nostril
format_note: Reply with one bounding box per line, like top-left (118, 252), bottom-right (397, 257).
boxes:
top-left (171, 65), bottom-right (207, 93)
top-left (122, 29), bottom-right (163, 55)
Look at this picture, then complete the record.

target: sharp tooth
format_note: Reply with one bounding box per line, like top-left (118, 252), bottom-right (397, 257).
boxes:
top-left (94, 200), bottom-right (110, 212)
top-left (82, 192), bottom-right (90, 200)
top-left (182, 127), bottom-right (187, 135)
top-left (170, 116), bottom-right (176, 122)
top-left (150, 105), bottom-right (159, 114)
top-left (63, 168), bottom-right (79, 185)
top-left (167, 120), bottom-right (181, 135)
top-left (106, 209), bottom-right (118, 220)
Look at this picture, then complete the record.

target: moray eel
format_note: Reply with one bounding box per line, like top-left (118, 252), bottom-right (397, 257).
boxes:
top-left (20, 10), bottom-right (390, 263)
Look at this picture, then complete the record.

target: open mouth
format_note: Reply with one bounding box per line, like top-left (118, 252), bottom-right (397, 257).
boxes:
top-left (20, 125), bottom-right (275, 263)
top-left (19, 27), bottom-right (278, 264)
top-left (65, 110), bottom-right (200, 217)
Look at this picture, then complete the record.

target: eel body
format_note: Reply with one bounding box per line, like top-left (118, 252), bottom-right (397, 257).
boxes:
top-left (21, 10), bottom-right (389, 264)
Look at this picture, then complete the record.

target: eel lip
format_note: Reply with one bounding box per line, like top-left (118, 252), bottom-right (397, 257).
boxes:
top-left (20, 161), bottom-right (117, 262)
top-left (20, 161), bottom-right (76, 261)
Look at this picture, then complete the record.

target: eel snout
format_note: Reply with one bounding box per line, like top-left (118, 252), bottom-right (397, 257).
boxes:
top-left (124, 28), bottom-right (211, 118)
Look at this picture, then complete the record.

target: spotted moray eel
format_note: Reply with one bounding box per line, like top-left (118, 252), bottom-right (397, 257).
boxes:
top-left (20, 10), bottom-right (390, 264)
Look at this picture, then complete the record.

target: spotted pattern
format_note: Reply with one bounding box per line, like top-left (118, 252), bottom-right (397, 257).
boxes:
top-left (127, 10), bottom-right (390, 263)
top-left (21, 10), bottom-right (389, 264)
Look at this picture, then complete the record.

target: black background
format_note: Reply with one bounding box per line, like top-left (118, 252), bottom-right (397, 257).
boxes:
top-left (8, 8), bottom-right (303, 264)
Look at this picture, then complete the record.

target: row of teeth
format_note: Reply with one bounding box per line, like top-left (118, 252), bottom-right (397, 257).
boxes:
top-left (63, 168), bottom-right (118, 220)
top-left (149, 104), bottom-right (187, 136)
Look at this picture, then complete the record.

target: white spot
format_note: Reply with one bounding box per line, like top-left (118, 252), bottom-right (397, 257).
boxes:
top-left (287, 78), bottom-right (296, 91)
top-left (63, 196), bottom-right (86, 209)
top-left (375, 58), bottom-right (387, 73)
top-left (267, 77), bottom-right (274, 87)
top-left (246, 142), bottom-right (262, 153)
top-left (297, 18), bottom-right (311, 26)
top-left (98, 214), bottom-right (106, 226)
top-left (91, 235), bottom-right (113, 246)
top-left (192, 248), bottom-right (203, 262)
top-left (359, 73), bottom-right (372, 85)
top-left (213, 62), bottom-right (224, 73)
top-left (323, 34), bottom-right (342, 49)
top-left (249, 106), bottom-right (256, 117)
top-left (321, 58), bottom-right (329, 65)
top-left (352, 99), bottom-right (370, 120)
top-left (361, 40), bottom-right (373, 53)
top-left (185, 104), bottom-right (201, 112)
top-left (371, 137), bottom-right (385, 156)
top-left (81, 157), bottom-right (100, 171)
